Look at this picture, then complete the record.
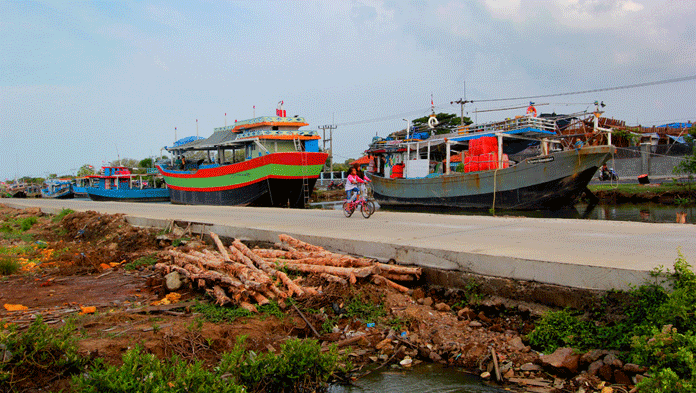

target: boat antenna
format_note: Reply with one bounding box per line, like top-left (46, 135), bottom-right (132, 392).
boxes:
top-left (225, 113), bottom-right (227, 127)
top-left (114, 143), bottom-right (121, 166)
top-left (174, 127), bottom-right (177, 141)
top-left (196, 119), bottom-right (199, 137)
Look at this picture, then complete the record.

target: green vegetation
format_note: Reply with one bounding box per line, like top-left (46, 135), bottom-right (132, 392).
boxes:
top-left (344, 294), bottom-right (385, 323)
top-left (526, 252), bottom-right (696, 391)
top-left (123, 254), bottom-right (158, 270)
top-left (0, 257), bottom-right (21, 275)
top-left (1, 317), bottom-right (85, 390)
top-left (192, 300), bottom-right (286, 323)
top-left (72, 337), bottom-right (340, 393)
top-left (0, 216), bottom-right (39, 241)
top-left (52, 208), bottom-right (75, 223)
top-left (217, 336), bottom-right (340, 393)
top-left (411, 112), bottom-right (473, 135)
top-left (589, 182), bottom-right (693, 194)
top-left (72, 346), bottom-right (245, 393)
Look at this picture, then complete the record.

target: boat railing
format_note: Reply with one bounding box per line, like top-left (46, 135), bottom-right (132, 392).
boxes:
top-left (456, 115), bottom-right (557, 135)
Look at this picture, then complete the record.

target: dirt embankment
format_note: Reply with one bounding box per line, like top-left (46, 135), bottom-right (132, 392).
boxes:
top-left (0, 205), bottom-right (643, 393)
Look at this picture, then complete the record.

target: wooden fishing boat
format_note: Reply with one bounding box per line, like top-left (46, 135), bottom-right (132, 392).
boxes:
top-left (158, 104), bottom-right (328, 208)
top-left (85, 167), bottom-right (170, 202)
top-left (365, 107), bottom-right (615, 210)
top-left (41, 179), bottom-right (74, 199)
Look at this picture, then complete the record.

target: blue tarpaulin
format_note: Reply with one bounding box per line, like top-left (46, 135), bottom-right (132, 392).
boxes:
top-left (658, 122), bottom-right (693, 129)
top-left (668, 135), bottom-right (687, 144)
top-left (171, 136), bottom-right (204, 147)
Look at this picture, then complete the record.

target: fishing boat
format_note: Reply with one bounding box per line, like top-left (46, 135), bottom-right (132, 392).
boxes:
top-left (6, 183), bottom-right (42, 198)
top-left (41, 179), bottom-right (74, 199)
top-left (364, 105), bottom-right (616, 210)
top-left (84, 166), bottom-right (170, 202)
top-left (157, 104), bottom-right (328, 207)
top-left (72, 176), bottom-right (91, 198)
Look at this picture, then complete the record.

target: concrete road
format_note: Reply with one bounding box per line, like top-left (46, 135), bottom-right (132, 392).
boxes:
top-left (4, 198), bottom-right (695, 291)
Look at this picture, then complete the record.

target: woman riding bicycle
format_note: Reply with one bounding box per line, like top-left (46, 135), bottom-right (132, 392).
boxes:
top-left (345, 167), bottom-right (365, 201)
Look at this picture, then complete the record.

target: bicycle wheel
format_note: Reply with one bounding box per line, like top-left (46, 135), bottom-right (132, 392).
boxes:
top-left (343, 201), bottom-right (354, 217)
top-left (361, 201), bottom-right (373, 218)
top-left (366, 200), bottom-right (376, 215)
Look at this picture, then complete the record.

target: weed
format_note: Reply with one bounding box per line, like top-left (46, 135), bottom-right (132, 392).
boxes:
top-left (192, 302), bottom-right (253, 323)
top-left (17, 217), bottom-right (37, 232)
top-left (123, 254), bottom-right (157, 270)
top-left (345, 294), bottom-right (385, 323)
top-left (72, 346), bottom-right (244, 393)
top-left (0, 316), bottom-right (84, 389)
top-left (171, 237), bottom-right (190, 247)
top-left (0, 257), bottom-right (20, 275)
top-left (52, 208), bottom-right (75, 223)
top-left (217, 336), bottom-right (339, 392)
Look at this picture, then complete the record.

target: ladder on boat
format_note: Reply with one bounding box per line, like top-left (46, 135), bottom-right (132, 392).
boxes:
top-left (294, 135), bottom-right (310, 208)
top-left (301, 152), bottom-right (310, 208)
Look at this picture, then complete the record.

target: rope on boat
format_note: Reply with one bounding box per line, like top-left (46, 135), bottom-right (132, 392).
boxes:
top-left (491, 167), bottom-right (500, 214)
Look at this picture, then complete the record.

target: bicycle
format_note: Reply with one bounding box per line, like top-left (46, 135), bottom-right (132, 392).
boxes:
top-left (343, 183), bottom-right (375, 218)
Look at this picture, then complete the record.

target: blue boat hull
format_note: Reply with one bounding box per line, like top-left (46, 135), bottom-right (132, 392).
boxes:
top-left (86, 188), bottom-right (170, 202)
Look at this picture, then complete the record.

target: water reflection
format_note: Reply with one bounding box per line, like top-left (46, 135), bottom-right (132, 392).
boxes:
top-left (329, 363), bottom-right (505, 393)
top-left (381, 203), bottom-right (695, 224)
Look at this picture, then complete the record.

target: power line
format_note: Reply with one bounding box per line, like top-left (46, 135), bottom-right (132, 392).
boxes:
top-left (471, 75), bottom-right (696, 103)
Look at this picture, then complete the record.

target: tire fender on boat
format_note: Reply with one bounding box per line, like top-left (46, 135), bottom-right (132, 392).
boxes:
top-left (428, 116), bottom-right (439, 128)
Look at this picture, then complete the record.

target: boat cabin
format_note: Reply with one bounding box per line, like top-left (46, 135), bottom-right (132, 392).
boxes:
top-left (166, 115), bottom-right (321, 170)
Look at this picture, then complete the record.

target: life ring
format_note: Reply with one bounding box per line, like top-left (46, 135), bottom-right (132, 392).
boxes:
top-left (526, 105), bottom-right (537, 117)
top-left (427, 116), bottom-right (439, 129)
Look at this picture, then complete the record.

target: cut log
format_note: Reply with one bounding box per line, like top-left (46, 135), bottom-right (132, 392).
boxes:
top-left (382, 273), bottom-right (415, 282)
top-left (209, 232), bottom-right (231, 261)
top-left (372, 274), bottom-right (409, 293)
top-left (376, 263), bottom-right (422, 277)
top-left (320, 273), bottom-right (348, 285)
top-left (279, 234), bottom-right (325, 252)
top-left (274, 242), bottom-right (297, 252)
top-left (277, 271), bottom-right (304, 297)
top-left (251, 291), bottom-right (270, 306)
top-left (212, 285), bottom-right (231, 306)
top-left (274, 262), bottom-right (378, 279)
top-left (239, 301), bottom-right (258, 313)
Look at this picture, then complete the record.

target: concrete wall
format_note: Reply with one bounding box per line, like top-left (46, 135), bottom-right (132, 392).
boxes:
top-left (606, 155), bottom-right (688, 178)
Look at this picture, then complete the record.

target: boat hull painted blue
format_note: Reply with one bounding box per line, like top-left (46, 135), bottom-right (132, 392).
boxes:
top-left (86, 188), bottom-right (170, 202)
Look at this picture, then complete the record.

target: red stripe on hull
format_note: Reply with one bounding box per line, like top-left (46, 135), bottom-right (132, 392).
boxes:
top-left (158, 152), bottom-right (328, 179)
top-left (166, 174), bottom-right (320, 192)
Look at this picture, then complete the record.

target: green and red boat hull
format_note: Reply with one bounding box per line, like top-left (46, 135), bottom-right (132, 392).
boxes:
top-left (157, 152), bottom-right (327, 207)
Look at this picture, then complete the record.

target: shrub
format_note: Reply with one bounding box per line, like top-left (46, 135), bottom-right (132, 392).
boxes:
top-left (0, 316), bottom-right (84, 389)
top-left (52, 208), bottom-right (75, 223)
top-left (218, 336), bottom-right (339, 392)
top-left (72, 346), bottom-right (244, 393)
top-left (0, 257), bottom-right (21, 275)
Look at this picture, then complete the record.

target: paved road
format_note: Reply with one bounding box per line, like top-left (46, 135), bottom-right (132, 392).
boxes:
top-left (4, 198), bottom-right (695, 291)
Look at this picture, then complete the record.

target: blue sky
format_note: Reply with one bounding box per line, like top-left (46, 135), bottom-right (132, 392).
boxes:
top-left (1, 0), bottom-right (695, 179)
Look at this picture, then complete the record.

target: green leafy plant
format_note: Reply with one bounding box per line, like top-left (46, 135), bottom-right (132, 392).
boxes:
top-left (123, 255), bottom-right (158, 270)
top-left (52, 208), bottom-right (75, 223)
top-left (0, 316), bottom-right (85, 389)
top-left (344, 294), bottom-right (385, 323)
top-left (217, 336), bottom-right (339, 392)
top-left (72, 346), bottom-right (244, 393)
top-left (0, 257), bottom-right (21, 275)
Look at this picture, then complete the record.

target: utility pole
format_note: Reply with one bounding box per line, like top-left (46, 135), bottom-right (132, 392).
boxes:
top-left (318, 124), bottom-right (337, 172)
top-left (450, 98), bottom-right (473, 125)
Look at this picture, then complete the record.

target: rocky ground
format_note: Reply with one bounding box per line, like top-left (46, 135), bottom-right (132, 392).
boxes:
top-left (0, 204), bottom-right (648, 393)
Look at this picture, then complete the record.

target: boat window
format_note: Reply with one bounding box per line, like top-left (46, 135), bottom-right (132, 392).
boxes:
top-left (272, 126), bottom-right (278, 130)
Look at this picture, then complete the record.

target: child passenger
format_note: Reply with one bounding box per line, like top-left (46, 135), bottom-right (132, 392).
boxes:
top-left (345, 167), bottom-right (364, 201)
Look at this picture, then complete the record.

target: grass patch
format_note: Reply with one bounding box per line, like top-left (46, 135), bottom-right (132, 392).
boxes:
top-left (0, 316), bottom-right (85, 390)
top-left (192, 300), bottom-right (286, 323)
top-left (345, 294), bottom-right (385, 323)
top-left (52, 208), bottom-right (74, 223)
top-left (0, 257), bottom-right (21, 275)
top-left (123, 254), bottom-right (157, 270)
top-left (71, 346), bottom-right (245, 393)
top-left (526, 251), bottom-right (696, 391)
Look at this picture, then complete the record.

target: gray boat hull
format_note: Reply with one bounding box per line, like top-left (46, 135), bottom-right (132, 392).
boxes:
top-left (371, 145), bottom-right (615, 210)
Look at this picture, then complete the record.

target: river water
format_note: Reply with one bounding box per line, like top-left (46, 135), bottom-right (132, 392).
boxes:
top-left (329, 363), bottom-right (505, 393)
top-left (378, 203), bottom-right (696, 224)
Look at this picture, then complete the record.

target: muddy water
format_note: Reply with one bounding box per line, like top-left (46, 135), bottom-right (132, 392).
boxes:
top-left (379, 203), bottom-right (696, 224)
top-left (329, 363), bottom-right (506, 393)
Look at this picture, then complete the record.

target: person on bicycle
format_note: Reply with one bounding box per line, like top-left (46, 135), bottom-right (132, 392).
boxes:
top-left (345, 167), bottom-right (364, 201)
top-left (357, 169), bottom-right (371, 200)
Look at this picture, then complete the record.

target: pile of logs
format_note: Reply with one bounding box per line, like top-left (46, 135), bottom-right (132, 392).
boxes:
top-left (154, 233), bottom-right (421, 312)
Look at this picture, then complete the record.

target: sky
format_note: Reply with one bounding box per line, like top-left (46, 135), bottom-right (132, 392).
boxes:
top-left (1, 0), bottom-right (695, 180)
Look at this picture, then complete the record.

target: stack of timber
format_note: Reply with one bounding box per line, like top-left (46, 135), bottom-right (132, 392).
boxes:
top-left (155, 233), bottom-right (421, 312)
